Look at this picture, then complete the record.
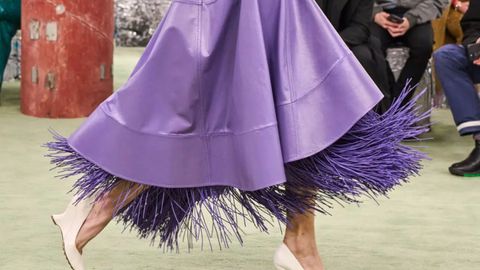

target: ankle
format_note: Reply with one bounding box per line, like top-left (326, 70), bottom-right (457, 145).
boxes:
top-left (282, 236), bottom-right (324, 270)
top-left (75, 241), bottom-right (84, 254)
top-left (74, 205), bottom-right (113, 254)
top-left (283, 234), bottom-right (318, 257)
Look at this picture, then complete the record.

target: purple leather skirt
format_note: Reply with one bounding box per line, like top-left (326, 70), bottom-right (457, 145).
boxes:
top-left (45, 0), bottom-right (427, 250)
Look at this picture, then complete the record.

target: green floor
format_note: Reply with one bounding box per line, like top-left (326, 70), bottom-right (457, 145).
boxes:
top-left (0, 47), bottom-right (479, 270)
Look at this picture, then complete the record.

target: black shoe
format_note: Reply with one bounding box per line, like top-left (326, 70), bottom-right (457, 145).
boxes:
top-left (449, 140), bottom-right (480, 177)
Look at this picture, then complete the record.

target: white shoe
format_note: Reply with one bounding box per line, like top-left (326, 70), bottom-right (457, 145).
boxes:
top-left (273, 244), bottom-right (304, 270)
top-left (51, 195), bottom-right (94, 270)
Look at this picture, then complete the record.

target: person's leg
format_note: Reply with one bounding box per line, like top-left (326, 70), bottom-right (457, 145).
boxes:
top-left (284, 210), bottom-right (324, 270)
top-left (434, 44), bottom-right (480, 135)
top-left (350, 43), bottom-right (392, 113)
top-left (75, 180), bottom-right (149, 253)
top-left (350, 44), bottom-right (386, 90)
top-left (394, 23), bottom-right (434, 104)
top-left (350, 45), bottom-right (375, 73)
top-left (369, 23), bottom-right (395, 53)
top-left (350, 44), bottom-right (381, 89)
top-left (369, 23), bottom-right (397, 110)
top-left (434, 44), bottom-right (480, 175)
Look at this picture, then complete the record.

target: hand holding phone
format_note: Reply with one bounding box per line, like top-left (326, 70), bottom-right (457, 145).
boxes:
top-left (386, 14), bottom-right (409, 37)
top-left (387, 14), bottom-right (404, 24)
top-left (467, 43), bottom-right (480, 63)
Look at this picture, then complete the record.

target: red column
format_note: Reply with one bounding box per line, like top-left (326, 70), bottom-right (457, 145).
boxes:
top-left (21, 0), bottom-right (114, 118)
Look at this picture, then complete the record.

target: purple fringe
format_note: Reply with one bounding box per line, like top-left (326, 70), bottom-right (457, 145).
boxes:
top-left (44, 85), bottom-right (429, 251)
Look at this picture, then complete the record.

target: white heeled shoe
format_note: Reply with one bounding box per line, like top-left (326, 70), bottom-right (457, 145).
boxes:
top-left (273, 243), bottom-right (305, 270)
top-left (51, 195), bottom-right (94, 270)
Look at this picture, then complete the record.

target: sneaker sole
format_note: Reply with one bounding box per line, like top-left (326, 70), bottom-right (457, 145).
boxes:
top-left (449, 167), bottom-right (480, 178)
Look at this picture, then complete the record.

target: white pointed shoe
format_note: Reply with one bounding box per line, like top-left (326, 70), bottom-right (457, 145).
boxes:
top-left (273, 243), bottom-right (305, 270)
top-left (51, 195), bottom-right (94, 270)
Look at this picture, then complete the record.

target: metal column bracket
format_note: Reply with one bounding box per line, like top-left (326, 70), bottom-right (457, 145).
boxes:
top-left (100, 64), bottom-right (106, 80)
top-left (44, 72), bottom-right (56, 90)
top-left (31, 66), bottom-right (39, 84)
top-left (29, 20), bottom-right (40, 40)
top-left (46, 22), bottom-right (58, 41)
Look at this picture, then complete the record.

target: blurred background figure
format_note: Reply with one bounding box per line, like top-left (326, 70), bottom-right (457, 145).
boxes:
top-left (433, 1), bottom-right (469, 54)
top-left (316, 0), bottom-right (392, 113)
top-left (433, 0), bottom-right (480, 177)
top-left (0, 0), bottom-right (21, 93)
top-left (371, 0), bottom-right (449, 107)
top-left (114, 0), bottom-right (170, 46)
top-left (432, 0), bottom-right (469, 107)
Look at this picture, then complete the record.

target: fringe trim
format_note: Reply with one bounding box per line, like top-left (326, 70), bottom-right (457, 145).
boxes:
top-left (44, 85), bottom-right (429, 251)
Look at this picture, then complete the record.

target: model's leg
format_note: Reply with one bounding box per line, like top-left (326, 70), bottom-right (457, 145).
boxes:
top-left (284, 210), bottom-right (324, 270)
top-left (75, 180), bottom-right (149, 253)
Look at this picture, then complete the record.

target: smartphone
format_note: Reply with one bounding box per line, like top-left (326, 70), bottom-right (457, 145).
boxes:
top-left (467, 43), bottom-right (480, 62)
top-left (387, 14), bottom-right (404, 24)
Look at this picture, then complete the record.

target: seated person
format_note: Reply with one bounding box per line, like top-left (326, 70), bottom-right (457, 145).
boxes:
top-left (434, 0), bottom-right (480, 177)
top-left (432, 0), bottom-right (469, 107)
top-left (371, 0), bottom-right (449, 106)
top-left (317, 0), bottom-right (392, 113)
top-left (433, 0), bottom-right (469, 48)
top-left (0, 0), bottom-right (21, 92)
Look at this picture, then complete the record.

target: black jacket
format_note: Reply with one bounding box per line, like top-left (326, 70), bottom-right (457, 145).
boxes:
top-left (462, 0), bottom-right (480, 46)
top-left (316, 0), bottom-right (373, 46)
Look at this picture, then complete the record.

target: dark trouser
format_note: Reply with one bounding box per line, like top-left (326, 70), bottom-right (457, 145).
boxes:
top-left (434, 44), bottom-right (480, 135)
top-left (0, 20), bottom-right (18, 90)
top-left (349, 38), bottom-right (392, 113)
top-left (370, 22), bottom-right (434, 105)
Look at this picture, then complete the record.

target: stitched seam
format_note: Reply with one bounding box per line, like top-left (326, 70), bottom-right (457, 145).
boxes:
top-left (99, 107), bottom-right (278, 138)
top-left (196, 3), bottom-right (213, 183)
top-left (276, 52), bottom-right (351, 107)
top-left (285, 2), bottom-right (299, 157)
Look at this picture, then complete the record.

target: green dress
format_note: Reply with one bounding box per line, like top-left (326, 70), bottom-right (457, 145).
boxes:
top-left (0, 0), bottom-right (21, 90)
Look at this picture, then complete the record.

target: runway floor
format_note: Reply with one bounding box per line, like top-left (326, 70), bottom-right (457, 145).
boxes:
top-left (0, 47), bottom-right (479, 270)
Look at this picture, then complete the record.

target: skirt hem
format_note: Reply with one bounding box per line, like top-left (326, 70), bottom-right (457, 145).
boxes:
top-left (44, 86), bottom-right (429, 251)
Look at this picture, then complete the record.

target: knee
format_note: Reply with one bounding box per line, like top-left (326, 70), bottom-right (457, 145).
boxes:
top-left (433, 44), bottom-right (468, 70)
top-left (409, 41), bottom-right (433, 59)
top-left (432, 46), bottom-right (450, 66)
top-left (408, 31), bottom-right (434, 58)
top-left (350, 45), bottom-right (373, 66)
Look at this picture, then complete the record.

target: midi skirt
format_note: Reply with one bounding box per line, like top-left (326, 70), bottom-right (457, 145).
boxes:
top-left (45, 0), bottom-right (427, 250)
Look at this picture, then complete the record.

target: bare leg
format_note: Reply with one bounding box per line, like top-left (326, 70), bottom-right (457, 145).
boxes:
top-left (75, 180), bottom-right (148, 253)
top-left (283, 210), bottom-right (324, 270)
